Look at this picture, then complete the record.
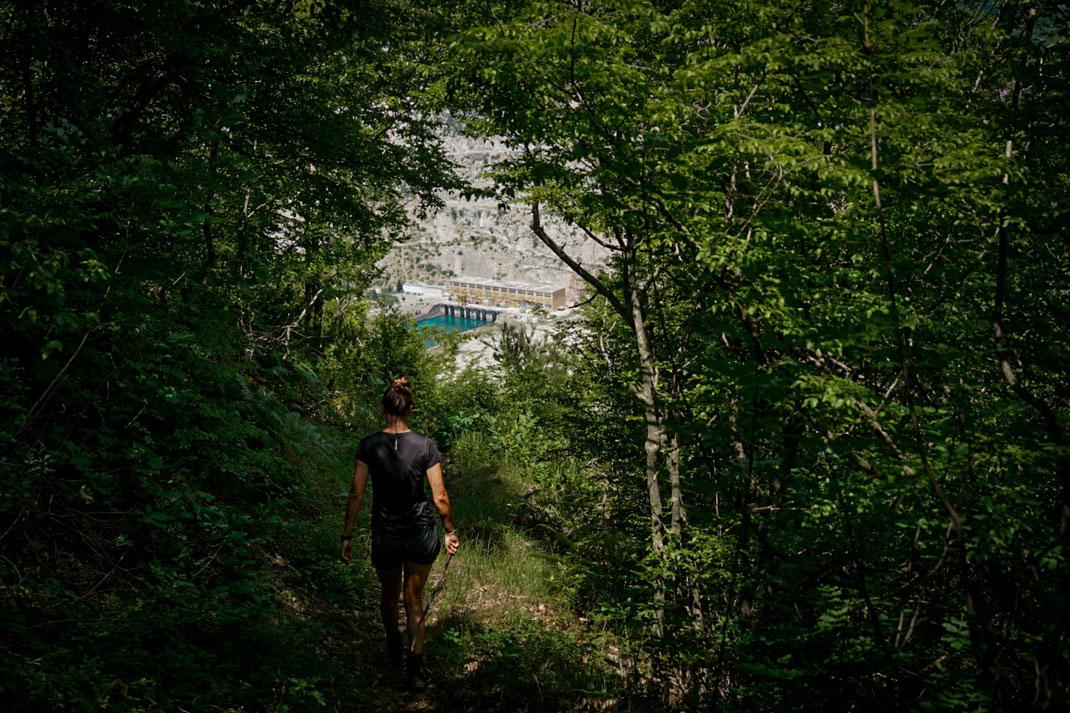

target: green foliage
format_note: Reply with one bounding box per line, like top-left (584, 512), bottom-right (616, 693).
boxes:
top-left (449, 0), bottom-right (1070, 709)
top-left (0, 0), bottom-right (460, 710)
top-left (4, 1), bottom-right (1070, 711)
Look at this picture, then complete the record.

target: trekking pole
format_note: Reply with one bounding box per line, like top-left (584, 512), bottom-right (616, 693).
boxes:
top-left (410, 552), bottom-right (454, 652)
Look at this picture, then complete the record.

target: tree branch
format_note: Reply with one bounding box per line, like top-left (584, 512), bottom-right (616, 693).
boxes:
top-left (530, 201), bottom-right (630, 323)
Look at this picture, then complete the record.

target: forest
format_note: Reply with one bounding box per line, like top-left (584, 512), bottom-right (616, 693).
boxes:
top-left (1, 1), bottom-right (1067, 711)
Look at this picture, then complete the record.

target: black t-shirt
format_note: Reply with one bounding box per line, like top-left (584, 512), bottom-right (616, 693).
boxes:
top-left (355, 430), bottom-right (441, 537)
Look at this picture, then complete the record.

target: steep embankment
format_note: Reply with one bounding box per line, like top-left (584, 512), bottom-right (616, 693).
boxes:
top-left (374, 126), bottom-right (607, 297)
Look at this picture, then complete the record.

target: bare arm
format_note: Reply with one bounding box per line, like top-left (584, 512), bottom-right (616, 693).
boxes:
top-left (340, 459), bottom-right (369, 564)
top-left (426, 462), bottom-right (459, 555)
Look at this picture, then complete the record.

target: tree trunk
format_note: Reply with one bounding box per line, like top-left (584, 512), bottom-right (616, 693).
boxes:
top-left (666, 424), bottom-right (685, 536)
top-left (623, 256), bottom-right (667, 636)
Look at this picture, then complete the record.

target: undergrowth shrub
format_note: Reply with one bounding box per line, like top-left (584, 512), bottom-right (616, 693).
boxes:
top-left (0, 313), bottom-right (353, 711)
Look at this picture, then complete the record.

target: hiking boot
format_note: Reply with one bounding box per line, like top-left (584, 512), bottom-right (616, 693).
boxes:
top-left (386, 630), bottom-right (404, 668)
top-left (407, 652), bottom-right (430, 693)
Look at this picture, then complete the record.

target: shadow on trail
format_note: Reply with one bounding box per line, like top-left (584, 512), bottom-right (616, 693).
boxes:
top-left (420, 610), bottom-right (617, 713)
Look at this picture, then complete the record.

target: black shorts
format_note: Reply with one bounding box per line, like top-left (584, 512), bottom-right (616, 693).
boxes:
top-left (371, 524), bottom-right (440, 570)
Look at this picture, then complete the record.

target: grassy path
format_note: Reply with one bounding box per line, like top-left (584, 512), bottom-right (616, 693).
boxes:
top-left (265, 430), bottom-right (622, 713)
top-left (409, 434), bottom-right (619, 712)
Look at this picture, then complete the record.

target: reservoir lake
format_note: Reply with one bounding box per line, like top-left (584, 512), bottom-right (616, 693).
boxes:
top-left (414, 312), bottom-right (493, 342)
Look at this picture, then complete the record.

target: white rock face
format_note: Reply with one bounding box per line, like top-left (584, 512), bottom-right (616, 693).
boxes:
top-left (376, 127), bottom-right (608, 302)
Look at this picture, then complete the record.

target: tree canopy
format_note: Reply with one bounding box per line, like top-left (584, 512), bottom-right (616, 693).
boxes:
top-left (1, 1), bottom-right (1067, 711)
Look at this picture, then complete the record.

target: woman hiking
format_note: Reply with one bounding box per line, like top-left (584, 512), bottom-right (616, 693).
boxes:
top-left (340, 377), bottom-right (459, 692)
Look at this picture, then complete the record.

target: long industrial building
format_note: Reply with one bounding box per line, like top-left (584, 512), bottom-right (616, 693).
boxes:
top-left (447, 277), bottom-right (566, 310)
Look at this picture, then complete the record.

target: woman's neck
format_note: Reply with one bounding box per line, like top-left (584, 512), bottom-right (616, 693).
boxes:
top-left (383, 417), bottom-right (410, 434)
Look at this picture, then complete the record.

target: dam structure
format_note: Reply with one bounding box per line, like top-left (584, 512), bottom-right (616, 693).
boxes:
top-left (407, 277), bottom-right (566, 344)
top-left (415, 303), bottom-right (499, 324)
top-left (412, 303), bottom-right (499, 341)
top-left (439, 304), bottom-right (498, 322)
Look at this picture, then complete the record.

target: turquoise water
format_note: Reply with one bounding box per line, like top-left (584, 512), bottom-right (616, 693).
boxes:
top-left (416, 313), bottom-right (490, 333)
top-left (413, 313), bottom-right (492, 345)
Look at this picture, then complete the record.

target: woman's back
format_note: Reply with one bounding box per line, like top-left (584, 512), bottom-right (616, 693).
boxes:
top-left (355, 430), bottom-right (441, 537)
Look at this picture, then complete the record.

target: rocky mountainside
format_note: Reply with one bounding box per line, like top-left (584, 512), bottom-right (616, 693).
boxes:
top-left (375, 125), bottom-right (608, 300)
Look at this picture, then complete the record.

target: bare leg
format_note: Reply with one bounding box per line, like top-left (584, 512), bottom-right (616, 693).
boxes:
top-left (376, 566), bottom-right (403, 635)
top-left (402, 561), bottom-right (432, 653)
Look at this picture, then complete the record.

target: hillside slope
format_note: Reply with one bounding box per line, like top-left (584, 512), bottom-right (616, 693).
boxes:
top-left (375, 127), bottom-right (607, 297)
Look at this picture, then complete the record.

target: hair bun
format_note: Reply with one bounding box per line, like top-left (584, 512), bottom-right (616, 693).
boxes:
top-left (381, 377), bottom-right (414, 417)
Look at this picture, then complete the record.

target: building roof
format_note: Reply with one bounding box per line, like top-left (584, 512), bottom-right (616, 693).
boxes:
top-left (448, 276), bottom-right (565, 293)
